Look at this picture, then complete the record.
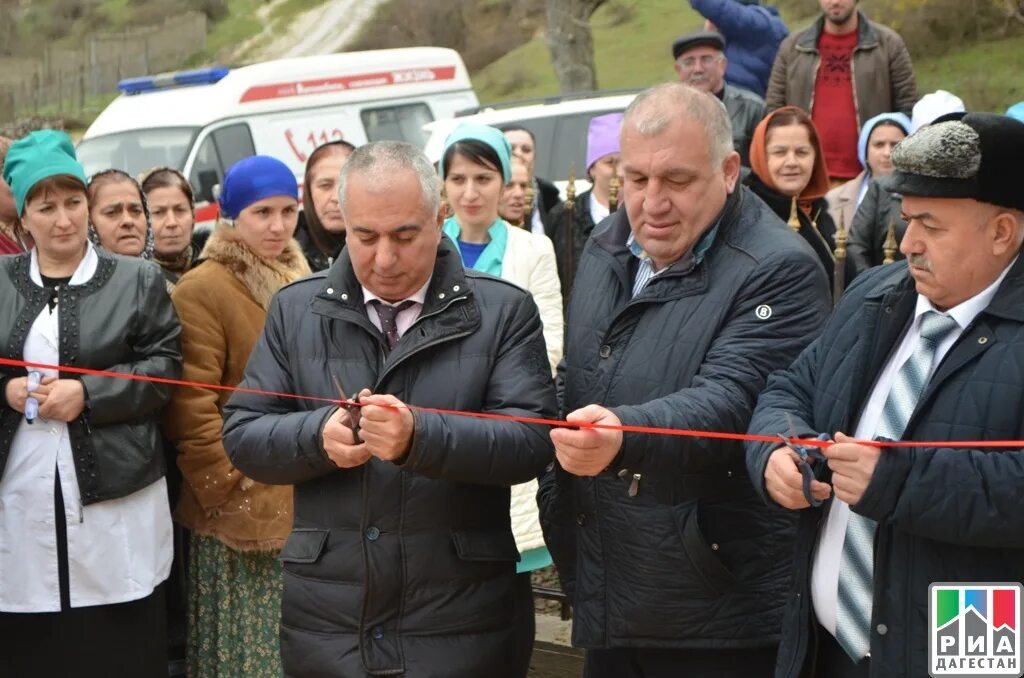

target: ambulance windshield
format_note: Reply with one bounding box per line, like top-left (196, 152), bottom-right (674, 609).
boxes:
top-left (76, 127), bottom-right (197, 178)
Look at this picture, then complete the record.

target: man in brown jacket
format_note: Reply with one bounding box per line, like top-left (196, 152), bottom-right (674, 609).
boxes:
top-left (766, 0), bottom-right (916, 181)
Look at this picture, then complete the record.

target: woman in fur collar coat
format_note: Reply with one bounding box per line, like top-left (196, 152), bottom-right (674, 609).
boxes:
top-left (163, 156), bottom-right (310, 678)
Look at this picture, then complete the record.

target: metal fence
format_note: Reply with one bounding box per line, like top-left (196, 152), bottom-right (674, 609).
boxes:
top-left (0, 11), bottom-right (207, 124)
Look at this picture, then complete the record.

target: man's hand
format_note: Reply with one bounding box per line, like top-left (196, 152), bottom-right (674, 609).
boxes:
top-left (35, 378), bottom-right (85, 422)
top-left (824, 432), bottom-right (882, 506)
top-left (322, 407), bottom-right (370, 468)
top-left (357, 389), bottom-right (415, 463)
top-left (764, 446), bottom-right (832, 510)
top-left (550, 405), bottom-right (623, 477)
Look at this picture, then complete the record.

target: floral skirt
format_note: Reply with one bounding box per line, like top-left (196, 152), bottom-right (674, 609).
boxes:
top-left (187, 534), bottom-right (283, 678)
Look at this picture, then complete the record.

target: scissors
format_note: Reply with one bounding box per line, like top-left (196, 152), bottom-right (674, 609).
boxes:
top-left (777, 413), bottom-right (831, 507)
top-left (332, 375), bottom-right (362, 445)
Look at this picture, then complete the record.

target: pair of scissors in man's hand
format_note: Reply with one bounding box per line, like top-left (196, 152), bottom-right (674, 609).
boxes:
top-left (332, 375), bottom-right (362, 445)
top-left (777, 413), bottom-right (831, 507)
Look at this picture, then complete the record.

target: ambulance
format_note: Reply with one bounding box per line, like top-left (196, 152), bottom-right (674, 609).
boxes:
top-left (76, 47), bottom-right (478, 226)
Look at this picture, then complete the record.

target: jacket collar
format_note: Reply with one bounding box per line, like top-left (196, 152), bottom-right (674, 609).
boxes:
top-left (312, 234), bottom-right (473, 322)
top-left (593, 188), bottom-right (741, 283)
top-left (797, 11), bottom-right (878, 51)
top-left (864, 254), bottom-right (1024, 323)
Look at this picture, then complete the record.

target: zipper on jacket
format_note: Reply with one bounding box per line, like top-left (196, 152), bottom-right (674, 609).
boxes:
top-left (809, 54), bottom-right (821, 114)
top-left (806, 211), bottom-right (836, 262)
top-left (850, 48), bottom-right (861, 126)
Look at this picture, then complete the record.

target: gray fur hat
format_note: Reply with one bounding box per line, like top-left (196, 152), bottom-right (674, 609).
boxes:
top-left (885, 112), bottom-right (1024, 212)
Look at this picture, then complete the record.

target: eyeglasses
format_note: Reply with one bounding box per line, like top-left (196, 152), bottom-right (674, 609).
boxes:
top-left (677, 54), bottom-right (723, 69)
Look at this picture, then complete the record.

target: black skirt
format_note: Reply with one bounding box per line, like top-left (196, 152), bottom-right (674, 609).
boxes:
top-left (0, 585), bottom-right (167, 678)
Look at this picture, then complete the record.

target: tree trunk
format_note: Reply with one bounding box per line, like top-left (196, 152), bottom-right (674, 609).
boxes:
top-left (544, 0), bottom-right (606, 93)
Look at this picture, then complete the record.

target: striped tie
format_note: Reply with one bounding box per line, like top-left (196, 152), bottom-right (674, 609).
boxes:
top-left (835, 310), bottom-right (960, 661)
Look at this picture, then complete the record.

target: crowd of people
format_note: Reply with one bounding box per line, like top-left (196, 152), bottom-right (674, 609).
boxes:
top-left (0, 1), bottom-right (1023, 677)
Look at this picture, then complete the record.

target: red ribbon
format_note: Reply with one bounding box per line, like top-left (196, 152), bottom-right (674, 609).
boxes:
top-left (1, 357), bottom-right (1022, 450)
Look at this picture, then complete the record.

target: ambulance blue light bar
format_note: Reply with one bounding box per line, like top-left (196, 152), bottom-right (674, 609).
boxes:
top-left (117, 67), bottom-right (230, 95)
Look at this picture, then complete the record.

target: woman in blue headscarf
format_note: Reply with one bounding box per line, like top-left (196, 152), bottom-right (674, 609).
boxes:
top-left (164, 155), bottom-right (310, 678)
top-left (826, 112), bottom-right (911, 230)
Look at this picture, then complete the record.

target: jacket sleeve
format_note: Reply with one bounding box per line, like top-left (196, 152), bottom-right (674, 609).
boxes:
top-left (744, 336), bottom-right (824, 506)
top-left (163, 277), bottom-right (241, 511)
top-left (528, 235), bottom-right (564, 374)
top-left (399, 292), bottom-right (557, 486)
top-left (611, 248), bottom-right (830, 477)
top-left (855, 445), bottom-right (1024, 547)
top-left (222, 293), bottom-right (339, 485)
top-left (690, 0), bottom-right (769, 37)
top-left (79, 262), bottom-right (181, 425)
top-left (887, 33), bottom-right (917, 115)
top-left (744, 266), bottom-right (888, 505)
top-left (765, 35), bottom-right (791, 111)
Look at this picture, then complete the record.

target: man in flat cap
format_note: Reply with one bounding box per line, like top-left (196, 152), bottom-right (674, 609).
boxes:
top-left (746, 112), bottom-right (1024, 677)
top-left (672, 30), bottom-right (765, 166)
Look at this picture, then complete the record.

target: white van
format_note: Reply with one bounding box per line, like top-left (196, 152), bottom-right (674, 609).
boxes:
top-left (421, 91), bottom-right (636, 196)
top-left (77, 47), bottom-right (478, 224)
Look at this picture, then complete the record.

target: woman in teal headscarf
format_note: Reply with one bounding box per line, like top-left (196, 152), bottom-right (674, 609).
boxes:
top-left (440, 123), bottom-right (563, 374)
top-left (439, 122), bottom-right (562, 674)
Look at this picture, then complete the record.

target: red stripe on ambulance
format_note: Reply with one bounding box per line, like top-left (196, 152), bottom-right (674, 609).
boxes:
top-left (239, 66), bottom-right (457, 104)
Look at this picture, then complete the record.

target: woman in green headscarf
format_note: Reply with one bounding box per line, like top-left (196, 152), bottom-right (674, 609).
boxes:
top-left (439, 122), bottom-right (563, 675)
top-left (440, 123), bottom-right (563, 372)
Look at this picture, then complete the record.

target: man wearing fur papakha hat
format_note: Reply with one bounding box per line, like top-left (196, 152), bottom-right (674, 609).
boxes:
top-left (746, 111), bottom-right (1024, 677)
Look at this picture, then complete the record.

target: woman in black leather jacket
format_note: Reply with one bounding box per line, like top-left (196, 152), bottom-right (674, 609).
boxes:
top-left (0, 130), bottom-right (182, 677)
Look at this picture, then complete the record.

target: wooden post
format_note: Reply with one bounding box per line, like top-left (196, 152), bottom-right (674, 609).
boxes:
top-left (608, 174), bottom-right (619, 213)
top-left (833, 210), bottom-right (848, 306)
top-left (883, 220), bottom-right (898, 265)
top-left (787, 197), bottom-right (801, 233)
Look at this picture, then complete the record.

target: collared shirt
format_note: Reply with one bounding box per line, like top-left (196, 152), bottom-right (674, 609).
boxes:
top-left (811, 258), bottom-right (1017, 637)
top-left (589, 192), bottom-right (610, 226)
top-left (0, 243), bottom-right (172, 612)
top-left (627, 219), bottom-right (721, 298)
top-left (362, 279), bottom-right (431, 340)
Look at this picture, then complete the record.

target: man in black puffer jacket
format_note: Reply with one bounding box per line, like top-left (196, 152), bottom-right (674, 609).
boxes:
top-left (746, 112), bottom-right (1024, 677)
top-left (538, 83), bottom-right (831, 677)
top-left (223, 141), bottom-right (556, 677)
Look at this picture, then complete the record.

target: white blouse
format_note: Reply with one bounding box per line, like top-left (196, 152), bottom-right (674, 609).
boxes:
top-left (0, 245), bottom-right (172, 612)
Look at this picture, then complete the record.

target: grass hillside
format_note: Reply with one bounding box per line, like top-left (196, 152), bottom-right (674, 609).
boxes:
top-left (472, 0), bottom-right (1024, 113)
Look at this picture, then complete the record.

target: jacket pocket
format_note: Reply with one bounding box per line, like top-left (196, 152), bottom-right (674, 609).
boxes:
top-left (278, 528), bottom-right (329, 564)
top-left (678, 507), bottom-right (737, 596)
top-left (450, 528), bottom-right (520, 562)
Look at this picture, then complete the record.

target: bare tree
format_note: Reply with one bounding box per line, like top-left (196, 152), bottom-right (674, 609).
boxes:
top-left (545, 0), bottom-right (606, 93)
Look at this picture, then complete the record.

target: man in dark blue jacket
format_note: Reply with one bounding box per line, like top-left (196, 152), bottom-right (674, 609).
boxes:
top-left (746, 112), bottom-right (1024, 677)
top-left (538, 82), bottom-right (831, 678)
top-left (689, 0), bottom-right (789, 97)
